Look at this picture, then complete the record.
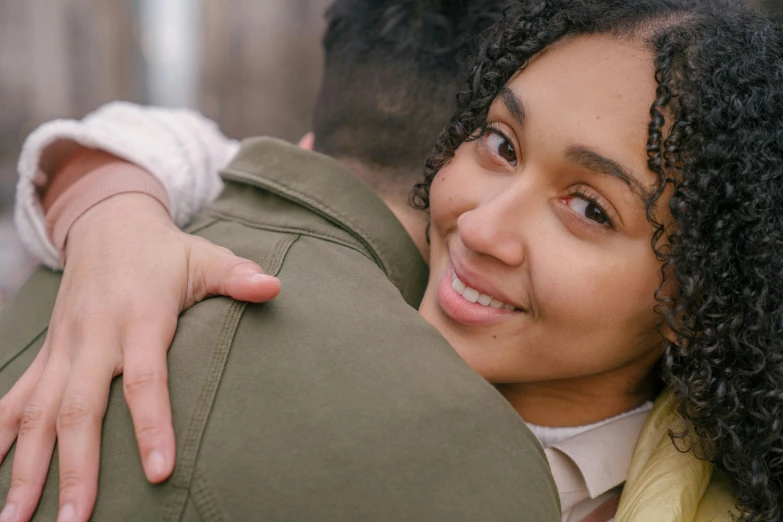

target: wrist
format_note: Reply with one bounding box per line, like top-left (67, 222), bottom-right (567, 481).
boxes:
top-left (45, 161), bottom-right (172, 263)
top-left (65, 193), bottom-right (173, 263)
top-left (42, 147), bottom-right (120, 211)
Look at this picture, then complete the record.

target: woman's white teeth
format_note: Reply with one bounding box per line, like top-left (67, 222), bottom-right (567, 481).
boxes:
top-left (451, 273), bottom-right (516, 311)
top-left (462, 287), bottom-right (480, 303)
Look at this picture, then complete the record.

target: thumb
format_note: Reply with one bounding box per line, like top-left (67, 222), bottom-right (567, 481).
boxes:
top-left (191, 247), bottom-right (281, 304)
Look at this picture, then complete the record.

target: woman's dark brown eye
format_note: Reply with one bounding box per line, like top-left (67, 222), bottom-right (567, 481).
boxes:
top-left (499, 140), bottom-right (515, 163)
top-left (564, 195), bottom-right (611, 227)
top-left (486, 130), bottom-right (517, 166)
top-left (585, 202), bottom-right (608, 224)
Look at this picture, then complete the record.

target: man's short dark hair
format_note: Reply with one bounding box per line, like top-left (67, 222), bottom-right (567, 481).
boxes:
top-left (312, 0), bottom-right (511, 182)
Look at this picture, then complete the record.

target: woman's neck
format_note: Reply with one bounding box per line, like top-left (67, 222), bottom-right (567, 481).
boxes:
top-left (496, 363), bottom-right (659, 427)
top-left (526, 400), bottom-right (654, 447)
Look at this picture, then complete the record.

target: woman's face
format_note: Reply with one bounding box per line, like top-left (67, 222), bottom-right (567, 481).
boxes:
top-left (418, 34), bottom-right (670, 402)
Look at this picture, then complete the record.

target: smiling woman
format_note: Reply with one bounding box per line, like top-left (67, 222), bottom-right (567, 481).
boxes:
top-left (414, 0), bottom-right (783, 519)
top-left (420, 33), bottom-right (665, 416)
top-left (3, 0), bottom-right (783, 521)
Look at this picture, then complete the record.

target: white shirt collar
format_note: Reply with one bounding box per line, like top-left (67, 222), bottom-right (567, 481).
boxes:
top-left (530, 402), bottom-right (653, 508)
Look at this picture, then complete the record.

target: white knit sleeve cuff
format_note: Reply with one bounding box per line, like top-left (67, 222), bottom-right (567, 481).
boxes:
top-left (14, 101), bottom-right (240, 270)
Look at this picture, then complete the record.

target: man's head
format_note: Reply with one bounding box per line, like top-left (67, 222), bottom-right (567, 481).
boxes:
top-left (311, 0), bottom-right (513, 200)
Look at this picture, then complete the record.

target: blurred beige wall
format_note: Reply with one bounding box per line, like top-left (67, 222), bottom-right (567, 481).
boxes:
top-left (200, 0), bottom-right (331, 140)
top-left (0, 0), bottom-right (331, 301)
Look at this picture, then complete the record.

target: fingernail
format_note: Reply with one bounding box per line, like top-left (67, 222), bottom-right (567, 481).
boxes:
top-left (146, 450), bottom-right (167, 480)
top-left (251, 273), bottom-right (277, 283)
top-left (57, 503), bottom-right (75, 522)
top-left (0, 504), bottom-right (16, 522)
top-left (236, 265), bottom-right (263, 277)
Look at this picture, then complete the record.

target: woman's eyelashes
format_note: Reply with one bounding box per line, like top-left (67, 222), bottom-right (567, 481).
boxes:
top-left (560, 188), bottom-right (615, 229)
top-left (481, 125), bottom-right (518, 167)
top-left (477, 123), bottom-right (617, 230)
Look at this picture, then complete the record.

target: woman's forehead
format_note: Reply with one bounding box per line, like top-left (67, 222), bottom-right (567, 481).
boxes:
top-left (507, 34), bottom-right (656, 122)
top-left (498, 33), bottom-right (659, 187)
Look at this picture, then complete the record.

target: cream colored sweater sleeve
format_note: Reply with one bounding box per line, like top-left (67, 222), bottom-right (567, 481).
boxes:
top-left (14, 101), bottom-right (240, 269)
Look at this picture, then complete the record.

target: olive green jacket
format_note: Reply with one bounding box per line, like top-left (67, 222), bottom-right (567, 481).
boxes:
top-left (0, 138), bottom-right (560, 521)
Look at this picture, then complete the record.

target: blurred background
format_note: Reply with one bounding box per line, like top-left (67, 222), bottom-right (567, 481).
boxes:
top-left (0, 0), bottom-right (331, 304)
top-left (0, 0), bottom-right (781, 305)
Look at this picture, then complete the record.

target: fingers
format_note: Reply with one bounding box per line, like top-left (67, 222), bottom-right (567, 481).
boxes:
top-left (1, 351), bottom-right (70, 522)
top-left (0, 344), bottom-right (50, 462)
top-left (297, 132), bottom-right (315, 150)
top-left (53, 352), bottom-right (116, 522)
top-left (224, 264), bottom-right (281, 303)
top-left (121, 320), bottom-right (177, 485)
top-left (192, 246), bottom-right (281, 304)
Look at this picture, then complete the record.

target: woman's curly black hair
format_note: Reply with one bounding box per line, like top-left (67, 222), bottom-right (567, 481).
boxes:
top-left (412, 0), bottom-right (783, 519)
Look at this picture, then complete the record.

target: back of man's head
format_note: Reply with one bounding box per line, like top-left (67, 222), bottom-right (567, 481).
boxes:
top-left (312, 0), bottom-right (512, 196)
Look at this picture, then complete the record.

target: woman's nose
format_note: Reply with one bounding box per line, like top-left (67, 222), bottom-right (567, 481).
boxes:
top-left (457, 185), bottom-right (528, 267)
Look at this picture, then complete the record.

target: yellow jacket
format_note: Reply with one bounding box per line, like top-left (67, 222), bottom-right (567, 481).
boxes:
top-left (615, 391), bottom-right (737, 521)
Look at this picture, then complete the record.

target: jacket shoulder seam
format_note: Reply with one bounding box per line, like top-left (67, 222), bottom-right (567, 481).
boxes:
top-left (203, 209), bottom-right (376, 265)
top-left (221, 167), bottom-right (389, 274)
top-left (267, 233), bottom-right (299, 277)
top-left (162, 299), bottom-right (247, 521)
top-left (188, 472), bottom-right (227, 522)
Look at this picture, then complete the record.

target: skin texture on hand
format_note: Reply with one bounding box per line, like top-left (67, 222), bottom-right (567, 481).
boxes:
top-left (0, 193), bottom-right (281, 522)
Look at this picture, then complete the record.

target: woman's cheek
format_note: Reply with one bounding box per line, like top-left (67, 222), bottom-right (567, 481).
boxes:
top-left (430, 163), bottom-right (479, 233)
top-left (429, 173), bottom-right (453, 231)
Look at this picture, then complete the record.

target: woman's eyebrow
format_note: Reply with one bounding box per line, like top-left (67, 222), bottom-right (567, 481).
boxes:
top-left (566, 145), bottom-right (649, 201)
top-left (499, 87), bottom-right (526, 127)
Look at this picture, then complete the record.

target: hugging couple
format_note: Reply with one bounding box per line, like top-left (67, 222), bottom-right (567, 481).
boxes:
top-left (1, 0), bottom-right (782, 521)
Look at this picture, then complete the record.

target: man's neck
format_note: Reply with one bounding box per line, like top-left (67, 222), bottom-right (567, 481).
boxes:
top-left (336, 157), bottom-right (430, 261)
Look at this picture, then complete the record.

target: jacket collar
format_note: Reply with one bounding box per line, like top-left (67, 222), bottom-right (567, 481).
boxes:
top-left (220, 137), bottom-right (428, 307)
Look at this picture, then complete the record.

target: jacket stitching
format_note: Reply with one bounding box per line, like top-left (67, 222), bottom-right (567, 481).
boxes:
top-left (189, 472), bottom-right (227, 522)
top-left (162, 227), bottom-right (300, 520)
top-left (268, 234), bottom-right (300, 277)
top-left (203, 209), bottom-right (376, 265)
top-left (162, 299), bottom-right (246, 522)
top-left (221, 168), bottom-right (392, 277)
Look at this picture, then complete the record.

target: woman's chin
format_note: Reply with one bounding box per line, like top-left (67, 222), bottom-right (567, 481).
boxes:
top-left (447, 342), bottom-right (524, 384)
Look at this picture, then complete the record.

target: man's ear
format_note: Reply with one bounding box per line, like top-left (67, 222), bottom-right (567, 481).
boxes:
top-left (297, 132), bottom-right (315, 150)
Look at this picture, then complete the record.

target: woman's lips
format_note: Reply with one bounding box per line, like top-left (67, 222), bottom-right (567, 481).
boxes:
top-left (437, 265), bottom-right (520, 326)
